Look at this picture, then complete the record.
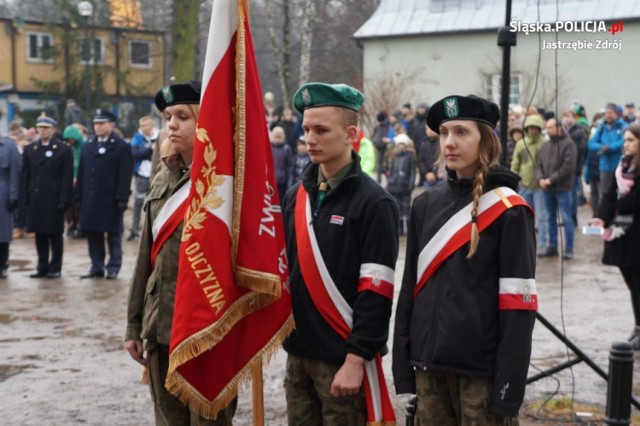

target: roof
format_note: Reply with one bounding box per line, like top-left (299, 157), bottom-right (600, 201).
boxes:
top-left (354, 0), bottom-right (640, 39)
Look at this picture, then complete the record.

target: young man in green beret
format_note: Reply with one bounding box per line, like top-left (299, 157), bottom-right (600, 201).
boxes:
top-left (281, 82), bottom-right (399, 424)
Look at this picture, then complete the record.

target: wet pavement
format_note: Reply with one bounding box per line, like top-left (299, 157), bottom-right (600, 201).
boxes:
top-left (1, 204), bottom-right (638, 425)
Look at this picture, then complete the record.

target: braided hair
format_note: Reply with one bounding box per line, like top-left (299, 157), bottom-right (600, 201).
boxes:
top-left (467, 123), bottom-right (502, 258)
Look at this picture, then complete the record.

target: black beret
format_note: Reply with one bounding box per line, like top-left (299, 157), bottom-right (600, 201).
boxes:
top-left (154, 80), bottom-right (202, 112)
top-left (426, 95), bottom-right (500, 134)
top-left (93, 109), bottom-right (117, 123)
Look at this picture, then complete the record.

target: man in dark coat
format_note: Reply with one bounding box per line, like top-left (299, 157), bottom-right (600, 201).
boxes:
top-left (0, 135), bottom-right (21, 278)
top-left (22, 115), bottom-right (73, 278)
top-left (372, 111), bottom-right (392, 183)
top-left (76, 110), bottom-right (133, 279)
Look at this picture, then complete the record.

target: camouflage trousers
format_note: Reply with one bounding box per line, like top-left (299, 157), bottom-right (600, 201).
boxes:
top-left (146, 342), bottom-right (237, 426)
top-left (284, 354), bottom-right (367, 426)
top-left (415, 369), bottom-right (519, 426)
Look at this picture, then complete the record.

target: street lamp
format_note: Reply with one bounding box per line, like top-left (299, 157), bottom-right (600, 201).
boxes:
top-left (78, 1), bottom-right (93, 131)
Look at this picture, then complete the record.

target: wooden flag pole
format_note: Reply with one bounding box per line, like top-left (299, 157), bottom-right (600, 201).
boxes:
top-left (252, 359), bottom-right (264, 425)
top-left (240, 1), bottom-right (264, 425)
top-left (244, 2), bottom-right (265, 424)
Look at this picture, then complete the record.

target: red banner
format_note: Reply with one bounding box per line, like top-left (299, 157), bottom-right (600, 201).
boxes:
top-left (166, 0), bottom-right (293, 419)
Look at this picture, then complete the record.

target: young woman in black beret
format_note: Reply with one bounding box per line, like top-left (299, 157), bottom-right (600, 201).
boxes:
top-left (393, 95), bottom-right (537, 424)
top-left (124, 80), bottom-right (236, 425)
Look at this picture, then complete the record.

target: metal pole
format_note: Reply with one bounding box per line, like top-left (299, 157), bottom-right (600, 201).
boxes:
top-left (405, 394), bottom-right (417, 426)
top-left (605, 341), bottom-right (634, 425)
top-left (82, 15), bottom-right (91, 132)
top-left (534, 312), bottom-right (640, 409)
top-left (497, 0), bottom-right (516, 166)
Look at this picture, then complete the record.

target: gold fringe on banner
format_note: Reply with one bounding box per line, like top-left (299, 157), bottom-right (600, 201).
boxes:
top-left (165, 315), bottom-right (294, 420)
top-left (231, 0), bottom-right (283, 296)
top-left (231, 0), bottom-right (247, 265)
top-left (167, 290), bottom-right (285, 374)
top-left (166, 0), bottom-right (294, 420)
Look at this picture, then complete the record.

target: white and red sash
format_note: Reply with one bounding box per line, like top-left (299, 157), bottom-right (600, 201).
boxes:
top-left (413, 187), bottom-right (537, 310)
top-left (150, 180), bottom-right (192, 269)
top-left (295, 185), bottom-right (396, 425)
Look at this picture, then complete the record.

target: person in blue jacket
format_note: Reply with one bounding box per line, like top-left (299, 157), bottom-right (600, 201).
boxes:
top-left (129, 116), bottom-right (159, 241)
top-left (588, 103), bottom-right (627, 201)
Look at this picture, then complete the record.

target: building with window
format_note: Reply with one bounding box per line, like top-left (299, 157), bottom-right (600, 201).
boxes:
top-left (0, 17), bottom-right (165, 133)
top-left (354, 0), bottom-right (640, 125)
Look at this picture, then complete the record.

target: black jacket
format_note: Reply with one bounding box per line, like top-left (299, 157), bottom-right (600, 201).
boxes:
top-left (373, 120), bottom-right (392, 153)
top-left (75, 132), bottom-right (133, 233)
top-left (22, 137), bottom-right (74, 234)
top-left (568, 123), bottom-right (588, 175)
top-left (282, 155), bottom-right (399, 365)
top-left (598, 170), bottom-right (640, 268)
top-left (386, 151), bottom-right (416, 196)
top-left (393, 166), bottom-right (537, 417)
top-left (418, 136), bottom-right (440, 177)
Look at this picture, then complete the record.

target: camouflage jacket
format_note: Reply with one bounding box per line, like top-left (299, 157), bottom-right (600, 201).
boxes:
top-left (125, 165), bottom-right (190, 344)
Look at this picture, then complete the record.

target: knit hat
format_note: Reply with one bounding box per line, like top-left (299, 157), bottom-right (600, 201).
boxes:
top-left (394, 133), bottom-right (413, 147)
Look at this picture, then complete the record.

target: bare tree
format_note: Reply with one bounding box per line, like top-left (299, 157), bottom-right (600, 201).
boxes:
top-left (309, 0), bottom-right (380, 88)
top-left (171, 0), bottom-right (202, 81)
top-left (360, 70), bottom-right (422, 135)
top-left (264, 0), bottom-right (293, 106)
top-left (297, 0), bottom-right (317, 85)
top-left (518, 69), bottom-right (568, 113)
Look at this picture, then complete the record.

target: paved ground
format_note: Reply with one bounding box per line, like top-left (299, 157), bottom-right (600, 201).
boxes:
top-left (1, 203), bottom-right (639, 425)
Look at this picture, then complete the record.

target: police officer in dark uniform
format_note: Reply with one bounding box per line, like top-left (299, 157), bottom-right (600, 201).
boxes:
top-left (76, 110), bottom-right (133, 279)
top-left (22, 114), bottom-right (73, 278)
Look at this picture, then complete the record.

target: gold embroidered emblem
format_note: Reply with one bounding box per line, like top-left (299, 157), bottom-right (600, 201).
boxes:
top-left (181, 125), bottom-right (225, 242)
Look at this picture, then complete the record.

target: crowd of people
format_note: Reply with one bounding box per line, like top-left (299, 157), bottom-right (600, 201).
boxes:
top-left (0, 102), bottom-right (164, 280)
top-left (2, 82), bottom-right (639, 424)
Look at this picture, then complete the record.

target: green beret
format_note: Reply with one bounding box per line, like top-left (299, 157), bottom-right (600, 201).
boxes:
top-left (426, 95), bottom-right (500, 134)
top-left (292, 82), bottom-right (364, 114)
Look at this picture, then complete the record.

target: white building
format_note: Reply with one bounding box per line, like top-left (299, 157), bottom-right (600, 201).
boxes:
top-left (354, 0), bottom-right (640, 122)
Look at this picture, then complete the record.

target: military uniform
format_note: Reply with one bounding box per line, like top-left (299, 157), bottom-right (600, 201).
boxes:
top-left (126, 165), bottom-right (236, 425)
top-left (75, 129), bottom-right (133, 277)
top-left (126, 80), bottom-right (235, 425)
